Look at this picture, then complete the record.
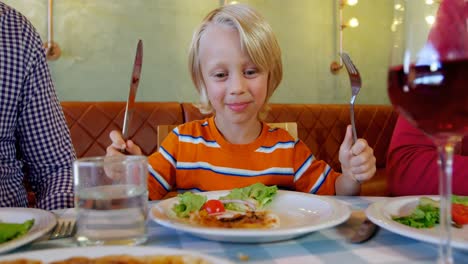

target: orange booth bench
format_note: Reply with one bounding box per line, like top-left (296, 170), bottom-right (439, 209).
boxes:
top-left (61, 102), bottom-right (398, 196)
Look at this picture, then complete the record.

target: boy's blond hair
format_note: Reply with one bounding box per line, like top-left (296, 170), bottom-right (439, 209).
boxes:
top-left (188, 4), bottom-right (282, 119)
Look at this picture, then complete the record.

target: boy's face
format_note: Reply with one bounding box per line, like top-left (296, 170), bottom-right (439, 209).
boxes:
top-left (198, 24), bottom-right (268, 127)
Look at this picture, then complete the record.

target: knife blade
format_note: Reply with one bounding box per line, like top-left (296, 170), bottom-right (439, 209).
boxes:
top-left (121, 40), bottom-right (143, 148)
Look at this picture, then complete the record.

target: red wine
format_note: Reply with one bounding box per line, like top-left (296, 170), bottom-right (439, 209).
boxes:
top-left (388, 59), bottom-right (468, 138)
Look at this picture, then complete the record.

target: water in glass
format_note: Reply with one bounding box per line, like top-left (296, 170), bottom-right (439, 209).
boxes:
top-left (74, 156), bottom-right (148, 246)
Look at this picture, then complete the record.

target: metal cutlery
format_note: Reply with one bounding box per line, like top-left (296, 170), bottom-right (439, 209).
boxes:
top-left (340, 52), bottom-right (361, 143)
top-left (339, 53), bottom-right (379, 243)
top-left (121, 40), bottom-right (143, 152)
top-left (49, 219), bottom-right (76, 240)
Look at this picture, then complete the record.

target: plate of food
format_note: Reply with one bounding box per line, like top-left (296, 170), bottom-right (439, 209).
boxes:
top-left (0, 245), bottom-right (232, 263)
top-left (150, 183), bottom-right (351, 243)
top-left (0, 207), bottom-right (57, 254)
top-left (366, 195), bottom-right (468, 250)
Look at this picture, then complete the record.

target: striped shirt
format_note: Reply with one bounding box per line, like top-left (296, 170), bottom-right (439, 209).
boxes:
top-left (0, 3), bottom-right (76, 209)
top-left (148, 117), bottom-right (340, 200)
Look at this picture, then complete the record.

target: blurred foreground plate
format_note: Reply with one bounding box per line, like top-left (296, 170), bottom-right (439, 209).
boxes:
top-left (366, 196), bottom-right (468, 250)
top-left (0, 208), bottom-right (56, 254)
top-left (0, 245), bottom-right (232, 263)
top-left (151, 190), bottom-right (351, 243)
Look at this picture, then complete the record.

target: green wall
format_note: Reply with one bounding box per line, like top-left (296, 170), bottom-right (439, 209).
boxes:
top-left (3, 0), bottom-right (393, 105)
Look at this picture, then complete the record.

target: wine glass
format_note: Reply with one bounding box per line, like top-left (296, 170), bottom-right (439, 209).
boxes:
top-left (388, 1), bottom-right (467, 263)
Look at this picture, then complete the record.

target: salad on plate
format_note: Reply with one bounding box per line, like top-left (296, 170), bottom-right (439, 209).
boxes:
top-left (392, 195), bottom-right (468, 228)
top-left (0, 219), bottom-right (34, 244)
top-left (170, 183), bottom-right (280, 229)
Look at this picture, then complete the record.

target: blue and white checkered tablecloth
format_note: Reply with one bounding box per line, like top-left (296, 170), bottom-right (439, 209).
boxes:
top-left (5, 196), bottom-right (468, 263)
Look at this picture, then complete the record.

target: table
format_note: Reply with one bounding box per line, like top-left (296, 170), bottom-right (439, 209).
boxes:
top-left (6, 196), bottom-right (468, 263)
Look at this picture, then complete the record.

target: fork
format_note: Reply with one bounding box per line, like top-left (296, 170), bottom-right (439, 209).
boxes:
top-left (49, 219), bottom-right (76, 240)
top-left (339, 53), bottom-right (379, 242)
top-left (339, 52), bottom-right (361, 144)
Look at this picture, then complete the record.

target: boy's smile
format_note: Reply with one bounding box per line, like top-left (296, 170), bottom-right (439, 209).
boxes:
top-left (226, 102), bottom-right (251, 112)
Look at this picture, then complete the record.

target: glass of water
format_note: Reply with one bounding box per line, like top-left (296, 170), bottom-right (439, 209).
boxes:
top-left (73, 155), bottom-right (148, 246)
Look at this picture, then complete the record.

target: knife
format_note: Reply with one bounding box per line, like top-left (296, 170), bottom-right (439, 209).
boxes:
top-left (121, 39), bottom-right (143, 152)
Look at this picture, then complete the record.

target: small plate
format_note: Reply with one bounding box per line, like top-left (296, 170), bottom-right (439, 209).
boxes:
top-left (0, 245), bottom-right (233, 263)
top-left (366, 196), bottom-right (468, 250)
top-left (0, 208), bottom-right (57, 254)
top-left (151, 190), bottom-right (351, 243)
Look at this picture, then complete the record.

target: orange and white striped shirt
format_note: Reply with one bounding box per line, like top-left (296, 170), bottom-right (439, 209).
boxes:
top-left (148, 117), bottom-right (340, 200)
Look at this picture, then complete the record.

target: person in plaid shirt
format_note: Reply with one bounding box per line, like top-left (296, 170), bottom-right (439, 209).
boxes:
top-left (0, 2), bottom-right (75, 209)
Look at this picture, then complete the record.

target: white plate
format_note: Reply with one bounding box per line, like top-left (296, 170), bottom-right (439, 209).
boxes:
top-left (151, 190), bottom-right (351, 243)
top-left (0, 208), bottom-right (57, 254)
top-left (366, 196), bottom-right (468, 250)
top-left (0, 246), bottom-right (233, 263)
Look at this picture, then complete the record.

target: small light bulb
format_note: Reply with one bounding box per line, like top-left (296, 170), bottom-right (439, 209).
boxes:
top-left (348, 17), bottom-right (359, 28)
top-left (394, 4), bottom-right (402, 10)
top-left (425, 0), bottom-right (434, 5)
top-left (346, 0), bottom-right (358, 6)
top-left (425, 15), bottom-right (435, 25)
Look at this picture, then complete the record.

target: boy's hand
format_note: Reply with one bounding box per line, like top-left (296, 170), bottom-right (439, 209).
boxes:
top-left (102, 130), bottom-right (143, 181)
top-left (339, 125), bottom-right (376, 183)
top-left (106, 130), bottom-right (143, 156)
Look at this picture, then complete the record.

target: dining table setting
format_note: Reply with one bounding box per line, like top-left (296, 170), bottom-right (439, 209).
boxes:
top-left (1, 193), bottom-right (467, 264)
top-left (1, 1), bottom-right (468, 262)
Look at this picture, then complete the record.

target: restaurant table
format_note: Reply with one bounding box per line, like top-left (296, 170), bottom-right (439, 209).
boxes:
top-left (5, 196), bottom-right (468, 263)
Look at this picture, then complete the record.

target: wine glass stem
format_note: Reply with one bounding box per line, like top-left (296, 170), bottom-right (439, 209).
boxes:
top-left (435, 137), bottom-right (461, 264)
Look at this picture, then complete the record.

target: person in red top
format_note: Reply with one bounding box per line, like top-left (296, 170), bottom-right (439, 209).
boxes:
top-left (387, 0), bottom-right (468, 196)
top-left (387, 117), bottom-right (468, 195)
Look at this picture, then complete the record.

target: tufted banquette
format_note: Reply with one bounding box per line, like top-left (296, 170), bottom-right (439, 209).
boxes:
top-left (61, 102), bottom-right (399, 196)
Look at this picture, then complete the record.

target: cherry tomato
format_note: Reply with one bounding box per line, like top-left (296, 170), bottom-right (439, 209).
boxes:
top-left (452, 204), bottom-right (468, 225)
top-left (201, 199), bottom-right (225, 214)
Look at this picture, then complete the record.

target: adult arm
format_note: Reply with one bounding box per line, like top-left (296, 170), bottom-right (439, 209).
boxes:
top-left (387, 116), bottom-right (468, 195)
top-left (17, 20), bottom-right (76, 210)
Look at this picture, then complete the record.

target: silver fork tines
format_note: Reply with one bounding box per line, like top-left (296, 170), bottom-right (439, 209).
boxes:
top-left (339, 52), bottom-right (362, 144)
top-left (49, 219), bottom-right (76, 240)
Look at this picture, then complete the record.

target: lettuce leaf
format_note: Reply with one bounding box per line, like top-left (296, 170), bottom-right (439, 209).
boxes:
top-left (172, 192), bottom-right (207, 218)
top-left (392, 204), bottom-right (439, 228)
top-left (220, 183), bottom-right (278, 211)
top-left (171, 183), bottom-right (279, 217)
top-left (0, 219), bottom-right (34, 244)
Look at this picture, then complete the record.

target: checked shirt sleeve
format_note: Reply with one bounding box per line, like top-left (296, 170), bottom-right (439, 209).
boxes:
top-left (15, 14), bottom-right (76, 210)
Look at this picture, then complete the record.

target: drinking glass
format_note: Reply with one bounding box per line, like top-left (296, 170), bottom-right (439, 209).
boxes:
top-left (388, 1), bottom-right (467, 263)
top-left (74, 155), bottom-right (149, 246)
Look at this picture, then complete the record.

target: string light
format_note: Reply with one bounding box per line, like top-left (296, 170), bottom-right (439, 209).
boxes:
top-left (345, 0), bottom-right (358, 6)
top-left (330, 0), bottom-right (360, 74)
top-left (425, 15), bottom-right (435, 25)
top-left (347, 17), bottom-right (359, 28)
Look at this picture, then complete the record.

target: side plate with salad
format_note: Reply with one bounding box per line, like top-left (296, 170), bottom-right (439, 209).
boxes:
top-left (0, 208), bottom-right (56, 254)
top-left (365, 196), bottom-right (468, 250)
top-left (151, 186), bottom-right (351, 243)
